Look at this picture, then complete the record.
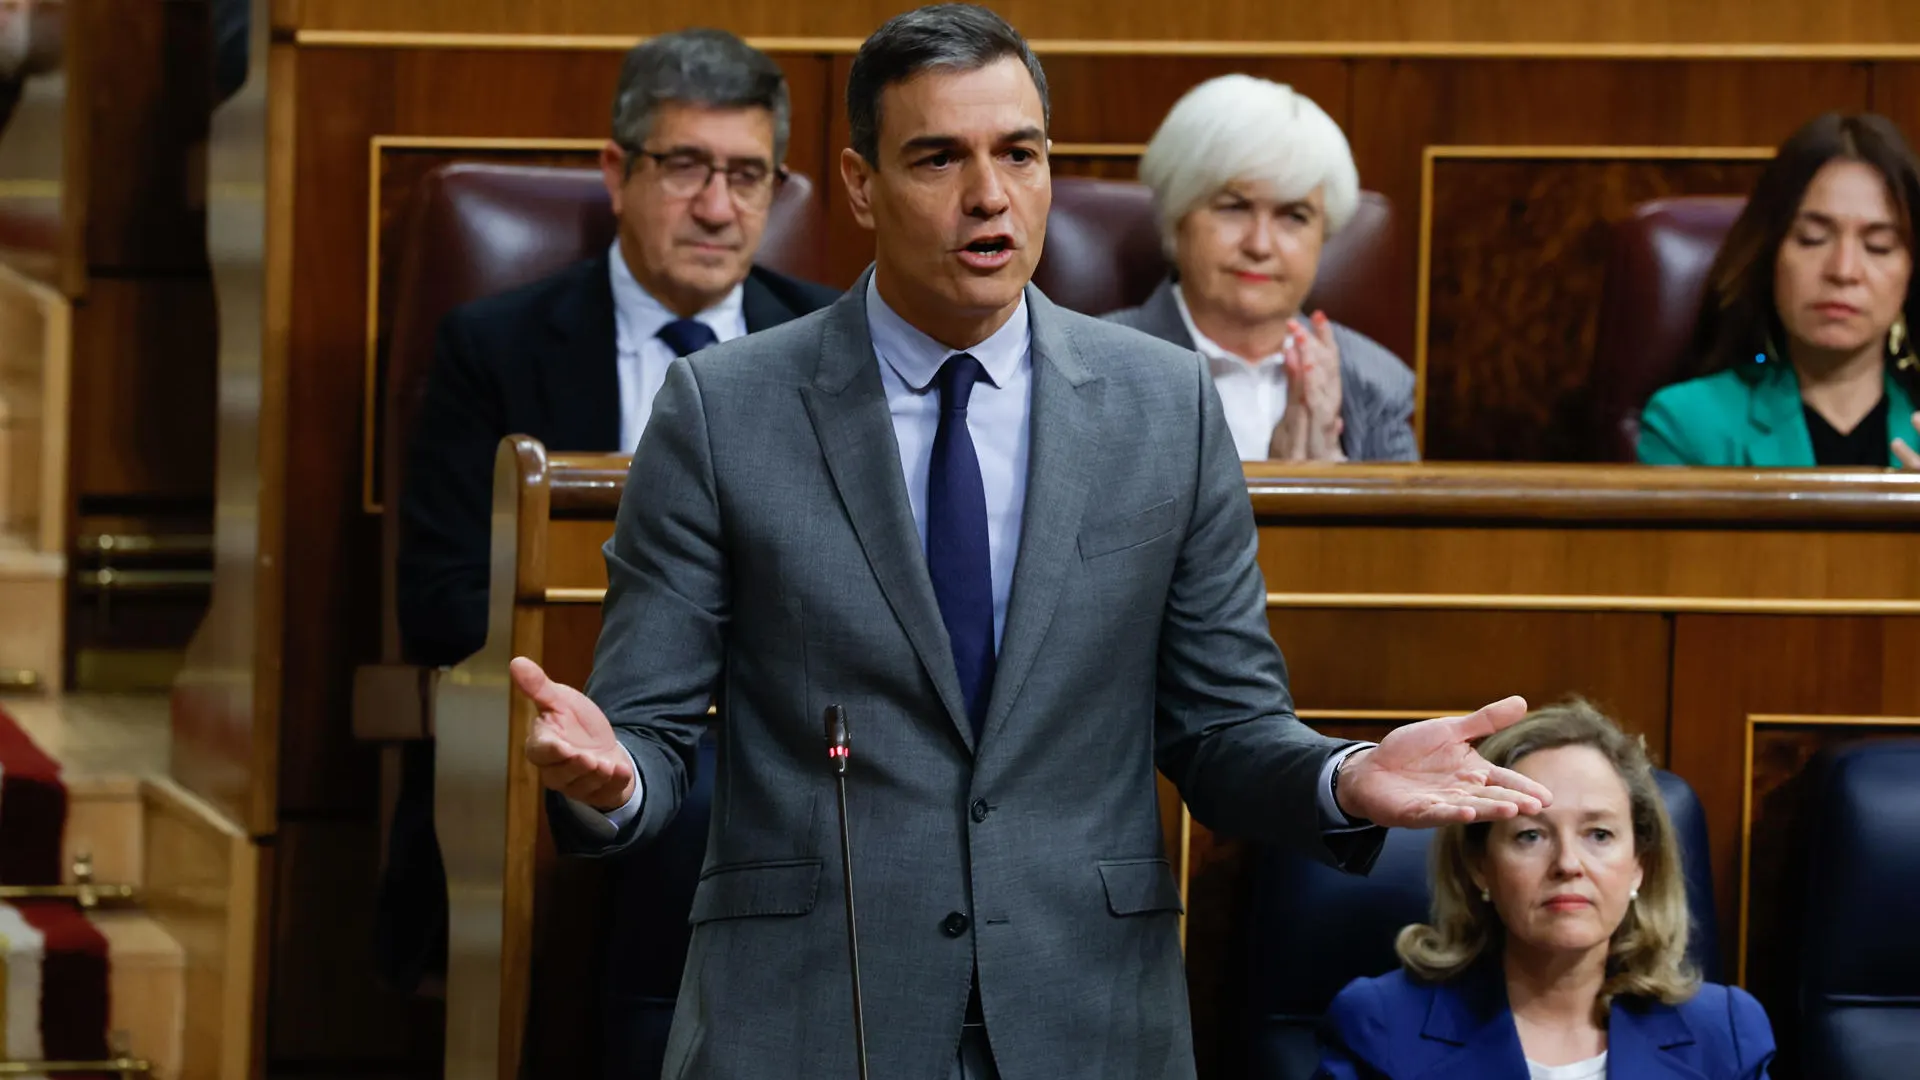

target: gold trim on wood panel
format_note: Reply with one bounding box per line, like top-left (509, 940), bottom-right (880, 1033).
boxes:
top-left (290, 31), bottom-right (1920, 61)
top-left (1413, 144), bottom-right (1774, 459)
top-left (1267, 592), bottom-right (1920, 614)
top-left (360, 136), bottom-right (606, 514)
top-left (1049, 142), bottom-right (1147, 158)
top-left (544, 587), bottom-right (1920, 612)
top-left (1735, 713), bottom-right (1920, 987)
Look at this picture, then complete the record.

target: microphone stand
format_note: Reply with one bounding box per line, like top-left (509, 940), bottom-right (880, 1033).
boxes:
top-left (824, 705), bottom-right (871, 1080)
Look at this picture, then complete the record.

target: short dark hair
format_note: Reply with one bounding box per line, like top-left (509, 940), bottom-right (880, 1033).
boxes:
top-left (846, 3), bottom-right (1050, 164)
top-left (612, 29), bottom-right (792, 164)
top-left (1689, 111), bottom-right (1920, 398)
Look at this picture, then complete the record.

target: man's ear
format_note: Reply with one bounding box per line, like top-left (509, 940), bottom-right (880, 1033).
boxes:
top-left (599, 141), bottom-right (628, 218)
top-left (841, 146), bottom-right (876, 231)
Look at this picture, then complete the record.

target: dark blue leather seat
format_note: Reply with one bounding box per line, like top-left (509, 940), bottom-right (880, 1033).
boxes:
top-left (1798, 740), bottom-right (1920, 1079)
top-left (1245, 767), bottom-right (1719, 1079)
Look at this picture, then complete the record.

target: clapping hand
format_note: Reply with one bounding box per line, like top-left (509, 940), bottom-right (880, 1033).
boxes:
top-left (1267, 311), bottom-right (1346, 462)
top-left (1332, 696), bottom-right (1553, 828)
top-left (512, 656), bottom-right (636, 811)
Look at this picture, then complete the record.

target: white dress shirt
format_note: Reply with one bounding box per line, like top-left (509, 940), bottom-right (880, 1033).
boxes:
top-left (584, 276), bottom-right (1368, 833)
top-left (1172, 284), bottom-right (1292, 463)
top-left (608, 239), bottom-right (748, 452)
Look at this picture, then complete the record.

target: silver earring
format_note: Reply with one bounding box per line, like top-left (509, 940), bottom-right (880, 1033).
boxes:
top-left (1629, 889), bottom-right (1639, 901)
top-left (1480, 888), bottom-right (1491, 902)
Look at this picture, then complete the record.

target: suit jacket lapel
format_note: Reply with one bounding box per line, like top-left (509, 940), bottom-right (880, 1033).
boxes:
top-left (741, 269), bottom-right (794, 333)
top-left (979, 287), bottom-right (1103, 747)
top-left (540, 253), bottom-right (623, 450)
top-left (1744, 363), bottom-right (1814, 467)
top-left (1608, 998), bottom-right (1709, 1080)
top-left (1140, 278), bottom-right (1194, 347)
top-left (800, 279), bottom-right (973, 745)
top-left (1411, 968), bottom-right (1530, 1080)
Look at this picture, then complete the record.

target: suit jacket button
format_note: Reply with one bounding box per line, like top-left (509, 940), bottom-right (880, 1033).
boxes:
top-left (941, 912), bottom-right (971, 938)
top-left (970, 798), bottom-right (990, 823)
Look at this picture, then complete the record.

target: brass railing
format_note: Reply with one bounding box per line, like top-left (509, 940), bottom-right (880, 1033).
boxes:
top-left (0, 853), bottom-right (135, 909)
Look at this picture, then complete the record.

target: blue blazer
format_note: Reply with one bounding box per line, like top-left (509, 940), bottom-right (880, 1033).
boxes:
top-left (1317, 966), bottom-right (1774, 1080)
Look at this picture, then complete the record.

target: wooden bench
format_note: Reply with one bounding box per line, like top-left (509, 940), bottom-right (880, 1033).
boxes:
top-left (441, 440), bottom-right (1920, 1079)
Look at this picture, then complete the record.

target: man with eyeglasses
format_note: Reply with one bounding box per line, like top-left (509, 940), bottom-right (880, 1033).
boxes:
top-left (379, 28), bottom-right (837, 1072)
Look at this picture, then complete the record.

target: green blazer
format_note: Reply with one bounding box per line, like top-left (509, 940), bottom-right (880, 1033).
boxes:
top-left (1638, 363), bottom-right (1919, 466)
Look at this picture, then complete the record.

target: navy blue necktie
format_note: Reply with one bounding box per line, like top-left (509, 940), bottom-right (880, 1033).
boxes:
top-left (657, 318), bottom-right (719, 357)
top-left (927, 352), bottom-right (996, 739)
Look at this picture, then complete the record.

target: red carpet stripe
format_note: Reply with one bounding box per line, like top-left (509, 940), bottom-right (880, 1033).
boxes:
top-left (0, 708), bottom-right (66, 886)
top-left (13, 900), bottom-right (108, 1064)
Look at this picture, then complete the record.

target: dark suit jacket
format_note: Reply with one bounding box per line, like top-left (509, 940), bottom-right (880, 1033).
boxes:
top-left (550, 276), bottom-right (1386, 1079)
top-left (1318, 966), bottom-right (1775, 1080)
top-left (397, 253), bottom-right (838, 666)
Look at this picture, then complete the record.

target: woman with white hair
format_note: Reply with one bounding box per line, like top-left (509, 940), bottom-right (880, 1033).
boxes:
top-left (1106, 75), bottom-right (1417, 462)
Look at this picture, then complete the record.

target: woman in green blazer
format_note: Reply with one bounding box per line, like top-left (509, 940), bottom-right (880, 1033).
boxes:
top-left (1638, 112), bottom-right (1920, 468)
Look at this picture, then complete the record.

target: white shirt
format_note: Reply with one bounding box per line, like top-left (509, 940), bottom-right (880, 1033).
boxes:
top-left (1172, 284), bottom-right (1291, 462)
top-left (1528, 1052), bottom-right (1608, 1080)
top-left (608, 239), bottom-right (747, 452)
top-left (583, 275), bottom-right (1366, 833)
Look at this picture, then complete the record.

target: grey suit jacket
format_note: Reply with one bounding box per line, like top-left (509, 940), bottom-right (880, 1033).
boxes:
top-left (1104, 279), bottom-right (1419, 462)
top-left (556, 274), bottom-right (1387, 1079)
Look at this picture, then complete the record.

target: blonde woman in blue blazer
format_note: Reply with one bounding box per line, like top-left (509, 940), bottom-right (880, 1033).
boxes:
top-left (1317, 703), bottom-right (1775, 1080)
top-left (1639, 112), bottom-right (1920, 468)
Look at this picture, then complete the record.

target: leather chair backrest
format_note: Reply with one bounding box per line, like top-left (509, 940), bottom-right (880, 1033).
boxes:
top-left (1798, 740), bottom-right (1920, 1079)
top-left (1590, 196), bottom-right (1747, 461)
top-left (377, 162), bottom-right (822, 659)
top-left (1031, 177), bottom-right (1408, 360)
top-left (1245, 768), bottom-right (1718, 1080)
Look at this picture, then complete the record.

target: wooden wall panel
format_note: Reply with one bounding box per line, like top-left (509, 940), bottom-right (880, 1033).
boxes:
top-left (74, 0), bottom-right (211, 273)
top-left (287, 0), bottom-right (1920, 47)
top-left (1270, 609), bottom-right (1672, 751)
top-left (1870, 63), bottom-right (1920, 139)
top-left (1349, 59), bottom-right (1871, 399)
top-left (1424, 156), bottom-right (1768, 461)
top-left (69, 278), bottom-right (218, 502)
top-left (1667, 613), bottom-right (1920, 1075)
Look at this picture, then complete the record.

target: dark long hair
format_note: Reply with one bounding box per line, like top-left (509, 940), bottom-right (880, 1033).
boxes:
top-left (1689, 112), bottom-right (1920, 399)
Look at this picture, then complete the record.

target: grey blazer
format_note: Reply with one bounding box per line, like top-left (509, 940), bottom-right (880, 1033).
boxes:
top-left (1104, 279), bottom-right (1419, 462)
top-left (554, 274), bottom-right (1386, 1080)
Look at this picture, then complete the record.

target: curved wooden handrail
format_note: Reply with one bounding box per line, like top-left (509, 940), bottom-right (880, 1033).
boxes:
top-left (541, 455), bottom-right (1920, 525)
top-left (1242, 463), bottom-right (1920, 522)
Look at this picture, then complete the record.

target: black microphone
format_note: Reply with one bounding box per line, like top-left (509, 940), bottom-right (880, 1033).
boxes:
top-left (824, 704), bottom-right (870, 1080)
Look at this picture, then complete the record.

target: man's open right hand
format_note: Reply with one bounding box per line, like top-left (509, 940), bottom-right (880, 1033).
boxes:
top-left (512, 656), bottom-right (635, 811)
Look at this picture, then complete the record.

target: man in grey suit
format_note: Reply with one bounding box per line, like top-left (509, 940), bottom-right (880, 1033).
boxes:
top-left (511, 6), bottom-right (1548, 1078)
top-left (1104, 74), bottom-right (1418, 464)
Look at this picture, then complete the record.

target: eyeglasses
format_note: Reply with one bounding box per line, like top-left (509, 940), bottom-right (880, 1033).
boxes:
top-left (624, 145), bottom-right (778, 208)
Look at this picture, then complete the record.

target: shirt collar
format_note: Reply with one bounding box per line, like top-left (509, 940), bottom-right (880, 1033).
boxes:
top-left (865, 272), bottom-right (1030, 393)
top-left (609, 238), bottom-right (745, 348)
top-left (1171, 282), bottom-right (1287, 373)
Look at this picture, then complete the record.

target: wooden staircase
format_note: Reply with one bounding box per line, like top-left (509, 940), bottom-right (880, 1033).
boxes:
top-left (1, 694), bottom-right (257, 1079)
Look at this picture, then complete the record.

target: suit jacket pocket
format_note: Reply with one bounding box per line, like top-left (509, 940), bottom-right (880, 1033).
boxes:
top-left (1078, 499), bottom-right (1177, 561)
top-left (688, 858), bottom-right (822, 924)
top-left (1098, 857), bottom-right (1185, 916)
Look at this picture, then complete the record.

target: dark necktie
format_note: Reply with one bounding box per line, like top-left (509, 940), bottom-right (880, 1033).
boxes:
top-left (657, 318), bottom-right (719, 357)
top-left (927, 352), bottom-right (996, 739)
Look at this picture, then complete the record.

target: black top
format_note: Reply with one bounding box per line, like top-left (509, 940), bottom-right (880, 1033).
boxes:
top-left (1804, 393), bottom-right (1890, 467)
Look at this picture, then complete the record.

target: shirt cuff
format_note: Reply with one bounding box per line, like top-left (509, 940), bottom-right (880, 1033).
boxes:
top-left (1318, 742), bottom-right (1378, 833)
top-left (562, 744), bottom-right (645, 839)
